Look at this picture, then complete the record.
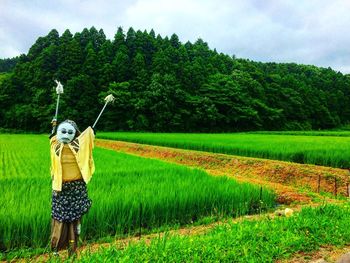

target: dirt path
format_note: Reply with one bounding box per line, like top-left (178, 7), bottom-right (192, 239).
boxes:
top-left (14, 206), bottom-right (348, 263)
top-left (96, 139), bottom-right (350, 204)
top-left (277, 245), bottom-right (350, 263)
top-left (17, 208), bottom-right (307, 263)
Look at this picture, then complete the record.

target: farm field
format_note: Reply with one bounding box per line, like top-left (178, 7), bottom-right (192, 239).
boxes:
top-left (250, 130), bottom-right (350, 137)
top-left (97, 140), bottom-right (350, 204)
top-left (2, 133), bottom-right (350, 262)
top-left (0, 134), bottom-right (275, 257)
top-left (98, 132), bottom-right (350, 168)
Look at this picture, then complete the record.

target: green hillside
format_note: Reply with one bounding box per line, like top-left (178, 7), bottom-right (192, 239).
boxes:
top-left (0, 27), bottom-right (349, 132)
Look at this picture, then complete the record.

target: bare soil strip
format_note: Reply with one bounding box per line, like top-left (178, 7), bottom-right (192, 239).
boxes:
top-left (22, 211), bottom-right (282, 262)
top-left (13, 207), bottom-right (349, 263)
top-left (277, 245), bottom-right (350, 263)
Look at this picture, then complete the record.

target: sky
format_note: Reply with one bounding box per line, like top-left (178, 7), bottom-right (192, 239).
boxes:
top-left (1, 0), bottom-right (349, 73)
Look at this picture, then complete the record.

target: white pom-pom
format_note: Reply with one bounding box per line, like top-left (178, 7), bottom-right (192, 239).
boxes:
top-left (54, 80), bottom-right (64, 94)
top-left (104, 94), bottom-right (115, 103)
top-left (284, 208), bottom-right (294, 217)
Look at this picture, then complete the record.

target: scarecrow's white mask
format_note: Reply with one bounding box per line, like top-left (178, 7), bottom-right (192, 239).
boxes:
top-left (57, 122), bottom-right (76, 144)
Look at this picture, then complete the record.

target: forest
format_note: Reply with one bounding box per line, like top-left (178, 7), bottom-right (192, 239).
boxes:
top-left (0, 26), bottom-right (349, 132)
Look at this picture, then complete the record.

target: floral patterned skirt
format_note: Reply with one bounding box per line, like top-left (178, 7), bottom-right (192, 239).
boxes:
top-left (52, 180), bottom-right (92, 222)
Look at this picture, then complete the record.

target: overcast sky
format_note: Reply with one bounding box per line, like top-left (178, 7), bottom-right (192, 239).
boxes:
top-left (1, 0), bottom-right (349, 73)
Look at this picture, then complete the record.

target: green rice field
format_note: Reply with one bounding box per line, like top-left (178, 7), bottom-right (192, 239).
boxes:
top-left (98, 132), bottom-right (350, 168)
top-left (250, 130), bottom-right (350, 137)
top-left (0, 134), bottom-right (275, 252)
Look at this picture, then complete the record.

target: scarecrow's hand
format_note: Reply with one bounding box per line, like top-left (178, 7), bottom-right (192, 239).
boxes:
top-left (50, 119), bottom-right (57, 138)
top-left (51, 118), bottom-right (57, 127)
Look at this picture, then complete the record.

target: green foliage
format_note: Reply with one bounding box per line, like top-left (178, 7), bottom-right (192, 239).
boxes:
top-left (1, 27), bottom-right (349, 132)
top-left (0, 57), bottom-right (18, 72)
top-left (0, 134), bottom-right (275, 251)
top-left (98, 132), bottom-right (350, 168)
top-left (0, 73), bottom-right (11, 86)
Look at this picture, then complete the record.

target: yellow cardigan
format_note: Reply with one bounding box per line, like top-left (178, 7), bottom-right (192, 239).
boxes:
top-left (50, 126), bottom-right (95, 191)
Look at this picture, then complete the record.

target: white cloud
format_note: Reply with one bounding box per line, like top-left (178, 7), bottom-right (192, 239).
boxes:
top-left (0, 0), bottom-right (349, 73)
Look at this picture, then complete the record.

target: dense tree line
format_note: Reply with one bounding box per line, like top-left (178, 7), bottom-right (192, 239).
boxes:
top-left (0, 57), bottom-right (19, 72)
top-left (0, 27), bottom-right (349, 132)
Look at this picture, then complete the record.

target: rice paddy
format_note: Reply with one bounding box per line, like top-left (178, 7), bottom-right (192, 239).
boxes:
top-left (98, 132), bottom-right (350, 168)
top-left (0, 134), bottom-right (275, 252)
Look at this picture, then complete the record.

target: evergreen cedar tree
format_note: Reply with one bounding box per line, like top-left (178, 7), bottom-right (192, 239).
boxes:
top-left (0, 26), bottom-right (349, 132)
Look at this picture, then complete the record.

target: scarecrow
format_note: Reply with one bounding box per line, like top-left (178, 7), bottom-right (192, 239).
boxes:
top-left (49, 80), bottom-right (114, 256)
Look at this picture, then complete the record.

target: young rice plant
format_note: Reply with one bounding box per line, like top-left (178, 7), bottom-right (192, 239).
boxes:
top-left (0, 134), bottom-right (275, 251)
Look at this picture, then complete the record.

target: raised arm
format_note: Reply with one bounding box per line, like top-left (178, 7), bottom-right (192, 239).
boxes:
top-left (50, 118), bottom-right (57, 139)
top-left (50, 80), bottom-right (64, 138)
